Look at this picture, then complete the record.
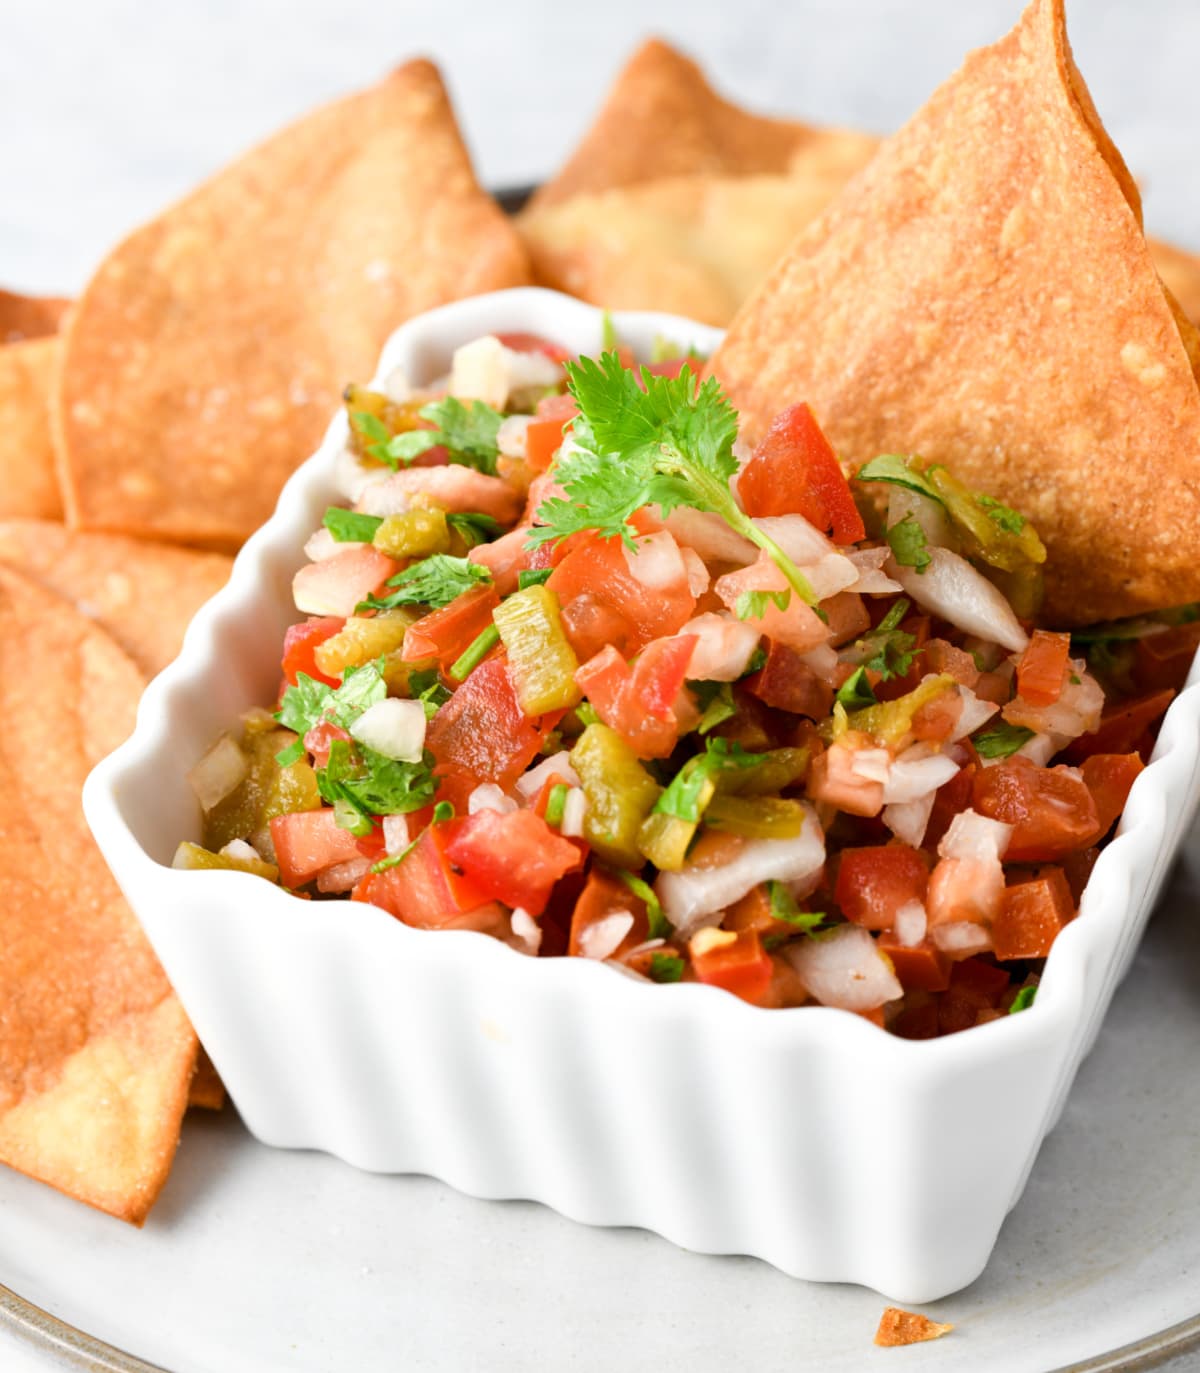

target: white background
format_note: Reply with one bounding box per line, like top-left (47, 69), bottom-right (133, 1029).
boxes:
top-left (0, 0), bottom-right (1197, 295)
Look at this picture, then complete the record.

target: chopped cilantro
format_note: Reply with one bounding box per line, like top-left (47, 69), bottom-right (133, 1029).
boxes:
top-left (886, 515), bottom-right (931, 573)
top-left (382, 396), bottom-right (504, 474)
top-left (601, 310), bottom-right (619, 352)
top-left (359, 554), bottom-right (491, 612)
top-left (855, 454), bottom-right (943, 504)
top-left (648, 952), bottom-right (685, 983)
top-left (691, 680), bottom-right (738, 735)
top-left (740, 646), bottom-right (768, 677)
top-left (767, 880), bottom-right (829, 934)
top-left (974, 722), bottom-right (1034, 759)
top-left (1009, 985), bottom-right (1037, 1014)
top-left (517, 567), bottom-right (554, 589)
top-left (977, 495), bottom-right (1027, 535)
top-left (848, 599), bottom-right (921, 681)
top-left (575, 702), bottom-right (601, 728)
top-left (835, 666), bottom-right (877, 710)
top-left (432, 801), bottom-right (455, 824)
top-left (349, 411), bottom-right (396, 467)
top-left (654, 738), bottom-right (764, 825)
top-left (449, 623), bottom-right (500, 682)
top-left (527, 353), bottom-right (817, 605)
top-left (323, 507), bottom-right (383, 543)
top-left (446, 511), bottom-right (502, 549)
top-left (545, 783), bottom-right (569, 828)
top-left (317, 737), bottom-right (438, 830)
top-left (616, 869), bottom-right (670, 939)
top-left (275, 659), bottom-right (387, 751)
top-left (735, 588), bottom-right (790, 621)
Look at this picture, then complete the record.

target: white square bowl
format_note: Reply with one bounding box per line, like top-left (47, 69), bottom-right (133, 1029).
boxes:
top-left (83, 287), bottom-right (1200, 1303)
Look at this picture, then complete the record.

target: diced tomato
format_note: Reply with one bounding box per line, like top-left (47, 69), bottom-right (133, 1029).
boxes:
top-left (937, 958), bottom-right (1010, 1034)
top-left (922, 638), bottom-right (981, 689)
top-left (725, 884), bottom-right (777, 935)
top-left (1061, 689), bottom-right (1174, 763)
top-left (927, 854), bottom-right (1005, 930)
top-left (1079, 752), bottom-right (1144, 840)
top-left (972, 757), bottom-right (1099, 861)
top-left (352, 820), bottom-right (488, 928)
top-left (822, 591), bottom-right (871, 646)
top-left (548, 534), bottom-right (695, 650)
top-left (525, 391), bottom-right (578, 471)
top-left (292, 546), bottom-right (399, 618)
top-left (281, 616), bottom-right (345, 688)
top-left (807, 744), bottom-right (884, 817)
top-left (1015, 630), bottom-right (1070, 706)
top-left (560, 592), bottom-right (638, 661)
top-left (633, 635), bottom-right (697, 719)
top-left (992, 867), bottom-right (1075, 960)
top-left (691, 929), bottom-right (773, 1005)
top-left (467, 526), bottom-right (534, 595)
top-left (568, 869), bottom-right (648, 958)
top-left (401, 584), bottom-right (501, 670)
top-left (924, 763), bottom-right (975, 851)
top-left (427, 654), bottom-right (561, 798)
top-left (745, 640), bottom-right (834, 719)
top-left (270, 808), bottom-right (363, 888)
top-left (892, 995), bottom-right (941, 1038)
top-left (303, 719), bottom-right (351, 769)
top-left (1061, 845), bottom-right (1099, 902)
top-left (495, 331), bottom-right (571, 363)
top-left (876, 935), bottom-right (952, 993)
top-left (910, 691), bottom-right (963, 743)
top-left (836, 844), bottom-right (929, 931)
top-left (737, 403), bottom-right (865, 544)
top-left (974, 670), bottom-right (1011, 705)
top-left (575, 643), bottom-right (682, 759)
top-left (643, 356), bottom-right (698, 380)
top-left (1133, 622), bottom-right (1200, 691)
top-left (444, 809), bottom-right (583, 916)
top-left (714, 557), bottom-right (828, 652)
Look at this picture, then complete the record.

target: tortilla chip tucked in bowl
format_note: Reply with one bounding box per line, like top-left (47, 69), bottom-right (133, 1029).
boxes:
top-left (0, 566), bottom-right (196, 1223)
top-left (709, 0), bottom-right (1200, 626)
top-left (0, 288), bottom-right (71, 343)
top-left (56, 58), bottom-right (531, 552)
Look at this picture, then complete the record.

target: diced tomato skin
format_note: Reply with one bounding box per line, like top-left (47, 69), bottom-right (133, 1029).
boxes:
top-left (691, 930), bottom-right (774, 1005)
top-left (971, 757), bottom-right (1099, 862)
top-left (634, 635), bottom-right (698, 719)
top-left (936, 958), bottom-right (1011, 1035)
top-left (401, 585), bottom-right (501, 670)
top-left (910, 692), bottom-right (963, 743)
top-left (725, 885), bottom-right (777, 935)
top-left (1080, 752), bottom-right (1144, 840)
top-left (270, 808), bottom-right (363, 888)
top-left (738, 403), bottom-right (865, 544)
top-left (922, 638), bottom-right (981, 689)
top-left (444, 809), bottom-right (583, 916)
top-left (993, 868), bottom-right (1075, 960)
top-left (876, 936), bottom-right (952, 993)
top-left (835, 845), bottom-right (929, 931)
top-left (1061, 845), bottom-right (1099, 902)
top-left (352, 822), bottom-right (487, 928)
top-left (548, 535), bottom-right (694, 651)
top-left (1133, 622), bottom-right (1200, 691)
top-left (303, 719), bottom-right (351, 769)
top-left (892, 997), bottom-right (941, 1039)
top-left (575, 642), bottom-right (684, 759)
top-left (1061, 689), bottom-right (1174, 763)
top-left (560, 592), bottom-right (638, 661)
top-left (568, 869), bottom-right (648, 958)
top-left (745, 641), bottom-right (834, 719)
top-left (822, 591), bottom-right (871, 646)
top-left (525, 390), bottom-right (579, 472)
top-left (1016, 630), bottom-right (1070, 706)
top-left (924, 764), bottom-right (976, 852)
top-left (282, 616), bottom-right (345, 688)
top-left (495, 331), bottom-right (571, 363)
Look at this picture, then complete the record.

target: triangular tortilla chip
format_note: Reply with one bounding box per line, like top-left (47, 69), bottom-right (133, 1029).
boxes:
top-left (0, 337), bottom-right (64, 520)
top-left (56, 59), bottom-right (531, 550)
top-left (529, 38), bottom-right (868, 210)
top-left (1149, 237), bottom-right (1200, 327)
top-left (0, 566), bottom-right (196, 1222)
top-left (0, 519), bottom-right (231, 677)
top-left (519, 152), bottom-right (876, 326)
top-left (0, 288), bottom-right (70, 344)
top-left (710, 0), bottom-right (1200, 626)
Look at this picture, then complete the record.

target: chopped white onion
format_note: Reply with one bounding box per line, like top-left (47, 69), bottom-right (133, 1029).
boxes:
top-left (804, 553), bottom-right (861, 601)
top-left (887, 485), bottom-right (954, 545)
top-left (449, 335), bottom-right (509, 409)
top-left (382, 814), bottom-right (410, 856)
top-left (785, 924), bottom-right (903, 1012)
top-left (506, 348), bottom-right (563, 393)
top-left (931, 921), bottom-right (994, 956)
top-left (381, 365), bottom-right (411, 403)
top-left (890, 548), bottom-right (1028, 653)
top-left (304, 526), bottom-right (363, 562)
top-left (623, 530), bottom-right (688, 589)
top-left (316, 855), bottom-right (372, 893)
top-left (952, 687), bottom-right (1000, 741)
top-left (334, 444), bottom-right (382, 504)
top-left (938, 808), bottom-right (1013, 862)
top-left (678, 612), bottom-right (761, 681)
top-left (752, 514), bottom-right (835, 564)
top-left (510, 907), bottom-right (542, 956)
top-left (881, 749), bottom-right (960, 804)
top-left (665, 506), bottom-right (757, 564)
top-left (187, 734), bottom-right (248, 812)
top-left (680, 546), bottom-right (711, 597)
top-left (356, 465), bottom-right (518, 521)
top-left (349, 698), bottom-right (427, 762)
top-left (220, 838), bottom-right (262, 863)
top-left (849, 748), bottom-right (892, 785)
top-left (560, 787), bottom-right (588, 838)
top-left (894, 899), bottom-right (928, 948)
top-left (1012, 733), bottom-right (1058, 766)
top-left (800, 642), bottom-right (840, 678)
top-left (578, 910), bottom-right (635, 961)
top-left (497, 414), bottom-right (532, 459)
top-left (468, 783), bottom-right (518, 815)
top-left (847, 546), bottom-right (904, 596)
top-left (656, 812), bottom-right (826, 939)
top-left (516, 750), bottom-right (581, 797)
top-left (883, 793), bottom-right (938, 848)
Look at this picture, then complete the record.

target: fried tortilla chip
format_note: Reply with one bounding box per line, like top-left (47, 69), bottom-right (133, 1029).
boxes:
top-left (56, 59), bottom-right (530, 550)
top-left (519, 148), bottom-right (876, 326)
top-left (529, 38), bottom-right (868, 210)
top-left (874, 1307), bottom-right (954, 1347)
top-left (0, 519), bottom-right (232, 677)
top-left (710, 0), bottom-right (1200, 626)
top-left (1149, 238), bottom-right (1200, 327)
top-left (186, 1048), bottom-right (225, 1112)
top-left (0, 567), bottom-right (196, 1222)
top-left (0, 337), bottom-right (64, 520)
top-left (0, 288), bottom-right (70, 343)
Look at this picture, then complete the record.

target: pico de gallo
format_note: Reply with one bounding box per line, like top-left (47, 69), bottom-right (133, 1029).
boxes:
top-left (178, 327), bottom-right (1197, 1037)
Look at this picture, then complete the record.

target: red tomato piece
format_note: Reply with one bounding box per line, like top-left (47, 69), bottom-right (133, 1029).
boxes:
top-left (835, 844), bottom-right (929, 931)
top-left (643, 356), bottom-right (698, 380)
top-left (401, 584), bottom-right (501, 670)
top-left (937, 958), bottom-right (1011, 1034)
top-left (560, 592), bottom-right (638, 661)
top-left (993, 867), bottom-right (1075, 960)
top-left (575, 644), bottom-right (680, 758)
top-left (270, 808), bottom-right (363, 888)
top-left (633, 635), bottom-right (697, 719)
top-left (568, 869), bottom-right (648, 958)
top-left (971, 757), bottom-right (1099, 862)
top-left (1079, 752), bottom-right (1144, 840)
top-left (1016, 630), bottom-right (1070, 706)
top-left (525, 391), bottom-right (579, 472)
top-left (495, 331), bottom-right (571, 363)
top-left (876, 936), bottom-right (952, 993)
top-left (444, 809), bottom-right (583, 916)
top-left (352, 821), bottom-right (488, 928)
top-left (1061, 689), bottom-right (1174, 763)
top-left (737, 403), bottom-right (865, 544)
top-left (1133, 622), bottom-right (1200, 691)
top-left (548, 534), bottom-right (695, 651)
top-left (303, 719), bottom-right (351, 769)
top-left (892, 997), bottom-right (941, 1039)
top-left (282, 616), bottom-right (345, 688)
top-left (691, 930), bottom-right (773, 1005)
top-left (744, 640), bottom-right (834, 719)
top-left (924, 763), bottom-right (976, 852)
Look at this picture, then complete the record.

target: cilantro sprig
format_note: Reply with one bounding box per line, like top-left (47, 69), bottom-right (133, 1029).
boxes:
top-left (528, 353), bottom-right (816, 605)
top-left (358, 554), bottom-right (491, 613)
top-left (324, 507), bottom-right (384, 544)
top-left (654, 738), bottom-right (764, 825)
top-left (844, 599), bottom-right (922, 682)
top-left (886, 515), bottom-right (930, 573)
top-left (973, 722), bottom-right (1034, 759)
top-left (355, 397), bottom-right (504, 475)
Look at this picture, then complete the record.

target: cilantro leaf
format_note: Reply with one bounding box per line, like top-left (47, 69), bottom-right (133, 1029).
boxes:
top-left (1009, 984), bottom-right (1037, 1014)
top-left (446, 511), bottom-right (501, 549)
top-left (517, 567), bottom-right (554, 589)
top-left (835, 666), bottom-right (877, 710)
top-left (359, 554), bottom-right (491, 612)
top-left (854, 454), bottom-right (943, 504)
top-left (648, 952), bottom-right (685, 983)
top-left (615, 868), bottom-right (670, 939)
top-left (977, 495), bottom-right (1027, 535)
top-left (654, 738), bottom-right (764, 824)
top-left (324, 507), bottom-right (383, 544)
top-left (845, 599), bottom-right (921, 682)
top-left (318, 737), bottom-right (438, 828)
top-left (735, 589), bottom-right (790, 621)
top-left (275, 660), bottom-right (388, 753)
top-left (691, 680), bottom-right (738, 735)
top-left (408, 668), bottom-right (451, 720)
top-left (528, 352), bottom-right (817, 605)
top-left (974, 722), bottom-right (1034, 759)
top-left (767, 881), bottom-right (829, 933)
top-left (886, 515), bottom-right (930, 573)
top-left (349, 411), bottom-right (397, 468)
top-left (275, 673), bottom-right (334, 743)
top-left (384, 397), bottom-right (503, 474)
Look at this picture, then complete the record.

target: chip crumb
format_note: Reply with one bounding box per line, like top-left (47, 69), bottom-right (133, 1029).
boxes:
top-left (874, 1307), bottom-right (955, 1347)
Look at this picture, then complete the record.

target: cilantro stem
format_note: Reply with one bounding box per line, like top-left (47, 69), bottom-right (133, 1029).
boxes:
top-left (449, 622), bottom-right (500, 682)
